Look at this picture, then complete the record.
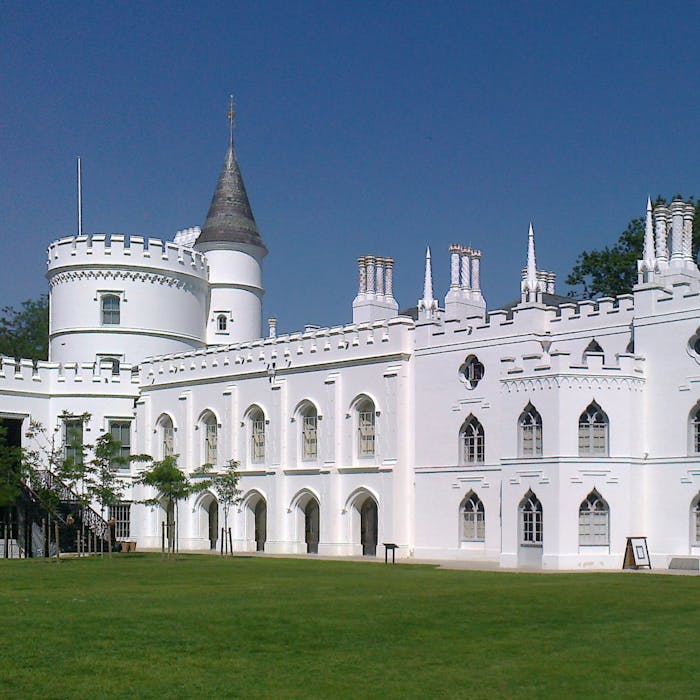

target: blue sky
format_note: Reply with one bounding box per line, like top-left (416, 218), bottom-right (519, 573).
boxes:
top-left (2, 1), bottom-right (700, 333)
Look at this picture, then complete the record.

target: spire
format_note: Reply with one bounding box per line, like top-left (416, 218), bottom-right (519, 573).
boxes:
top-left (423, 246), bottom-right (434, 304)
top-left (418, 246), bottom-right (438, 319)
top-left (196, 99), bottom-right (267, 252)
top-left (642, 196), bottom-right (655, 269)
top-left (525, 222), bottom-right (538, 294)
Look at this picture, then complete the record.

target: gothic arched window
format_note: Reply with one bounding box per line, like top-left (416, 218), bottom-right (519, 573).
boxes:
top-left (578, 490), bottom-right (609, 545)
top-left (578, 402), bottom-right (609, 456)
top-left (460, 415), bottom-right (484, 464)
top-left (217, 315), bottom-right (227, 332)
top-left (519, 490), bottom-right (543, 545)
top-left (300, 403), bottom-right (318, 461)
top-left (690, 405), bottom-right (700, 454)
top-left (157, 415), bottom-right (175, 458)
top-left (518, 403), bottom-right (542, 457)
top-left (356, 398), bottom-right (376, 458)
top-left (249, 406), bottom-right (265, 464)
top-left (202, 411), bottom-right (218, 465)
top-left (461, 491), bottom-right (485, 542)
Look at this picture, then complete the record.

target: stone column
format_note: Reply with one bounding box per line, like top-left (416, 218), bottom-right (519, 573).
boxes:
top-left (655, 206), bottom-right (669, 264)
top-left (366, 256), bottom-right (376, 295)
top-left (471, 250), bottom-right (481, 292)
top-left (461, 247), bottom-right (471, 290)
top-left (670, 200), bottom-right (685, 262)
top-left (449, 245), bottom-right (460, 289)
top-left (384, 258), bottom-right (394, 298)
top-left (376, 258), bottom-right (385, 296)
top-left (357, 257), bottom-right (367, 295)
top-left (268, 318), bottom-right (277, 339)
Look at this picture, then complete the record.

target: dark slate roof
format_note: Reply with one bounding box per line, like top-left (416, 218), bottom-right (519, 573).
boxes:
top-left (196, 141), bottom-right (267, 251)
top-left (498, 292), bottom-right (575, 315)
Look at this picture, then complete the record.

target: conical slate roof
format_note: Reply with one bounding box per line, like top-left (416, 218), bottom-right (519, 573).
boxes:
top-left (196, 140), bottom-right (266, 251)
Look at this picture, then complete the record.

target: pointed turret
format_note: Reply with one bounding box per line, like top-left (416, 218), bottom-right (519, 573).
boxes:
top-left (196, 102), bottom-right (266, 253)
top-left (418, 246), bottom-right (438, 320)
top-left (642, 196), bottom-right (655, 271)
top-left (198, 98), bottom-right (267, 344)
top-left (520, 223), bottom-right (543, 303)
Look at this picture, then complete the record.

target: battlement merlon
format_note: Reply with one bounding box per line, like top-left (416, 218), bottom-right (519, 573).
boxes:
top-left (0, 357), bottom-right (141, 395)
top-left (138, 316), bottom-right (416, 385)
top-left (46, 234), bottom-right (210, 280)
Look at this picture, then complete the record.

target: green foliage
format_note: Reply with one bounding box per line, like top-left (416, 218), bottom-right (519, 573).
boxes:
top-left (192, 459), bottom-right (242, 532)
top-left (0, 294), bottom-right (49, 361)
top-left (566, 197), bottom-right (700, 298)
top-left (0, 426), bottom-right (23, 508)
top-left (87, 432), bottom-right (126, 517)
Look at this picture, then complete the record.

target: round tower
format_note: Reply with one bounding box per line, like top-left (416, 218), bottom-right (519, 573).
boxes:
top-left (195, 102), bottom-right (267, 344)
top-left (46, 234), bottom-right (209, 365)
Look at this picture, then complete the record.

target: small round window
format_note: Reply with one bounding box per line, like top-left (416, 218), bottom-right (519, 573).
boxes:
top-left (459, 355), bottom-right (484, 389)
top-left (687, 329), bottom-right (700, 365)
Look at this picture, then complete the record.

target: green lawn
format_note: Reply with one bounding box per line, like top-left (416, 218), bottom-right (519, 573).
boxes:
top-left (0, 555), bottom-right (698, 698)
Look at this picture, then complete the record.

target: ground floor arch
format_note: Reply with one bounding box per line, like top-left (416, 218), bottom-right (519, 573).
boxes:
top-left (360, 497), bottom-right (378, 556)
top-left (304, 499), bottom-right (320, 554)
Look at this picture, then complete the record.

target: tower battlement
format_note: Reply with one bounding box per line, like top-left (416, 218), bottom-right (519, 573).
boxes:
top-left (47, 234), bottom-right (209, 280)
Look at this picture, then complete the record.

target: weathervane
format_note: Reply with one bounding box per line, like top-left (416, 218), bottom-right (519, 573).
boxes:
top-left (228, 94), bottom-right (236, 146)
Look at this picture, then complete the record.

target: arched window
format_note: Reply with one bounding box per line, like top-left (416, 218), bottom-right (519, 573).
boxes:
top-left (579, 490), bottom-right (609, 545)
top-left (217, 315), bottom-right (227, 332)
top-left (101, 294), bottom-right (120, 325)
top-left (578, 402), bottom-right (608, 455)
top-left (519, 490), bottom-right (542, 545)
top-left (692, 494), bottom-right (700, 545)
top-left (158, 415), bottom-right (174, 458)
top-left (519, 403), bottom-right (542, 457)
top-left (690, 405), bottom-right (700, 454)
top-left (249, 407), bottom-right (265, 463)
top-left (202, 412), bottom-right (218, 465)
top-left (460, 415), bottom-right (484, 464)
top-left (300, 403), bottom-right (318, 461)
top-left (461, 491), bottom-right (485, 542)
top-left (356, 398), bottom-right (376, 458)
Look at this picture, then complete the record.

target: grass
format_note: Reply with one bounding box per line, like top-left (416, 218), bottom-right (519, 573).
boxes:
top-left (0, 555), bottom-right (698, 699)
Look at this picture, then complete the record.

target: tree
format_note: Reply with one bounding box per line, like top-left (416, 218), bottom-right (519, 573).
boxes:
top-left (0, 295), bottom-right (49, 361)
top-left (0, 425), bottom-right (24, 557)
top-left (566, 197), bottom-right (700, 299)
top-left (87, 432), bottom-right (127, 557)
top-left (136, 455), bottom-right (204, 558)
top-left (192, 460), bottom-right (242, 554)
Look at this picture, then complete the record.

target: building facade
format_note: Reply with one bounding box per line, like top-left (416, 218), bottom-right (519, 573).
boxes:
top-left (2, 126), bottom-right (700, 569)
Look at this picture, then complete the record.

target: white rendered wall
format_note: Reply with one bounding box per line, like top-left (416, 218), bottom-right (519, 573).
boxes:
top-left (47, 235), bottom-right (208, 364)
top-left (198, 245), bottom-right (265, 345)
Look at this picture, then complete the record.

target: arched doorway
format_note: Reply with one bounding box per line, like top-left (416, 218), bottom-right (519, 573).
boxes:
top-left (304, 499), bottom-right (319, 554)
top-left (360, 497), bottom-right (378, 556)
top-left (254, 499), bottom-right (267, 552)
top-left (207, 500), bottom-right (218, 549)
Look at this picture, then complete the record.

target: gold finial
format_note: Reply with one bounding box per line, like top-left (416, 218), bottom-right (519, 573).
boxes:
top-left (228, 94), bottom-right (236, 146)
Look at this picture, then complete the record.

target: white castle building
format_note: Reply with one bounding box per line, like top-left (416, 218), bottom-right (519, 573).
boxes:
top-left (2, 119), bottom-right (700, 570)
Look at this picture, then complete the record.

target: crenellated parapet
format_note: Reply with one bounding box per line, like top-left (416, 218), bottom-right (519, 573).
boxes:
top-left (47, 234), bottom-right (209, 281)
top-left (0, 357), bottom-right (140, 396)
top-left (139, 316), bottom-right (415, 386)
top-left (500, 348), bottom-right (645, 393)
top-left (46, 233), bottom-right (209, 365)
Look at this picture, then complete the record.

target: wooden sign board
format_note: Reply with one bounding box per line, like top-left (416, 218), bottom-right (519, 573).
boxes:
top-left (623, 536), bottom-right (651, 569)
